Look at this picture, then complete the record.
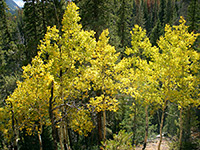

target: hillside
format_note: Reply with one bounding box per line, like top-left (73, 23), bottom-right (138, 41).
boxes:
top-left (5, 0), bottom-right (20, 14)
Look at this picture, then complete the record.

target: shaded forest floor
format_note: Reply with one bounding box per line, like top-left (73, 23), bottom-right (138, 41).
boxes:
top-left (136, 137), bottom-right (171, 150)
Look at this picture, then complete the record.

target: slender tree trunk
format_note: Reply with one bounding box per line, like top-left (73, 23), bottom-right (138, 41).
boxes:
top-left (179, 66), bottom-right (185, 150)
top-left (59, 46), bottom-right (65, 150)
top-left (103, 110), bottom-right (106, 142)
top-left (63, 123), bottom-right (67, 150)
top-left (68, 128), bottom-right (73, 150)
top-left (38, 132), bottom-right (43, 150)
top-left (10, 102), bottom-right (18, 150)
top-left (142, 105), bottom-right (149, 150)
top-left (49, 81), bottom-right (58, 150)
top-left (59, 126), bottom-right (64, 150)
top-left (98, 112), bottom-right (102, 144)
top-left (132, 101), bottom-right (137, 145)
top-left (38, 116), bottom-right (43, 150)
top-left (102, 94), bottom-right (107, 142)
top-left (13, 128), bottom-right (18, 150)
top-left (179, 106), bottom-right (183, 150)
top-left (185, 107), bottom-right (191, 141)
top-left (158, 100), bottom-right (167, 150)
top-left (63, 122), bottom-right (70, 150)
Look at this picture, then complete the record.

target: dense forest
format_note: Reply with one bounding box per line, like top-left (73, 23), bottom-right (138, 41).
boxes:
top-left (0, 0), bottom-right (200, 150)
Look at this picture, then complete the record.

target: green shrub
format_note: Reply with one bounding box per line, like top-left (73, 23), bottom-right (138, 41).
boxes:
top-left (102, 130), bottom-right (134, 150)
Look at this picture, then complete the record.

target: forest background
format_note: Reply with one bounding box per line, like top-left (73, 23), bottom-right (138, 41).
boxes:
top-left (0, 0), bottom-right (200, 150)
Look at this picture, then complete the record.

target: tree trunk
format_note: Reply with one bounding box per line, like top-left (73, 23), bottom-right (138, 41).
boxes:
top-left (103, 110), bottom-right (106, 142)
top-left (63, 123), bottom-right (67, 150)
top-left (10, 102), bottom-right (18, 150)
top-left (102, 95), bottom-right (107, 142)
top-left (49, 81), bottom-right (58, 150)
top-left (98, 112), bottom-right (102, 144)
top-left (132, 101), bottom-right (137, 145)
top-left (185, 107), bottom-right (191, 141)
top-left (179, 106), bottom-right (183, 150)
top-left (68, 128), bottom-right (73, 150)
top-left (59, 126), bottom-right (64, 150)
top-left (142, 105), bottom-right (149, 150)
top-left (158, 100), bottom-right (167, 150)
top-left (38, 133), bottom-right (43, 150)
top-left (63, 122), bottom-right (71, 150)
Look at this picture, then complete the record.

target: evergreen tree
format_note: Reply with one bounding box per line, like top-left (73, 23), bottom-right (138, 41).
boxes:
top-left (134, 0), bottom-right (145, 28)
top-left (23, 0), bottom-right (66, 63)
top-left (164, 0), bottom-right (176, 25)
top-left (0, 1), bottom-right (26, 149)
top-left (116, 0), bottom-right (133, 57)
top-left (150, 19), bottom-right (163, 46)
top-left (23, 0), bottom-right (40, 62)
top-left (0, 0), bottom-right (12, 50)
top-left (75, 0), bottom-right (113, 40)
top-left (159, 0), bottom-right (166, 26)
top-left (0, 1), bottom-right (24, 101)
top-left (188, 0), bottom-right (200, 33)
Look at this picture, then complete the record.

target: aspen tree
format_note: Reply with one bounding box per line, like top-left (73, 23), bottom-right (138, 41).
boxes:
top-left (156, 17), bottom-right (199, 149)
top-left (1, 2), bottom-right (96, 149)
top-left (117, 24), bottom-right (160, 147)
top-left (87, 29), bottom-right (119, 142)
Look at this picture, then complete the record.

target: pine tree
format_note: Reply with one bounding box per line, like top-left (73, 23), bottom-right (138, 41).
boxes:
top-left (23, 0), bottom-right (66, 63)
top-left (134, 0), bottom-right (146, 28)
top-left (117, 0), bottom-right (133, 56)
top-left (188, 0), bottom-right (200, 33)
top-left (164, 0), bottom-right (176, 25)
top-left (0, 1), bottom-right (25, 103)
top-left (75, 0), bottom-right (112, 40)
top-left (150, 19), bottom-right (163, 46)
top-left (23, 0), bottom-right (40, 62)
top-left (0, 0), bottom-right (12, 50)
top-left (143, 0), bottom-right (154, 34)
top-left (159, 0), bottom-right (166, 26)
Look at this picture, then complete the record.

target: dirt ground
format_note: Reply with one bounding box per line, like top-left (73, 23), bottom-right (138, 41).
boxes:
top-left (135, 137), bottom-right (171, 150)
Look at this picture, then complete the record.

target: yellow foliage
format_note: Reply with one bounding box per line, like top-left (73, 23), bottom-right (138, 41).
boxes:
top-left (120, 16), bottom-right (199, 111)
top-left (70, 108), bottom-right (95, 136)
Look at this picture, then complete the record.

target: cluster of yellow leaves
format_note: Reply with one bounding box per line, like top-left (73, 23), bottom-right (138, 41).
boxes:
top-left (69, 108), bottom-right (94, 136)
top-left (155, 17), bottom-right (200, 107)
top-left (119, 16), bottom-right (199, 110)
top-left (116, 25), bottom-right (160, 108)
top-left (86, 29), bottom-right (120, 113)
top-left (38, 3), bottom-right (96, 102)
top-left (88, 95), bottom-right (118, 112)
top-left (4, 54), bottom-right (54, 135)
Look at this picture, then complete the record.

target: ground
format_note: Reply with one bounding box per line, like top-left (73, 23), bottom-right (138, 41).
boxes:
top-left (136, 137), bottom-right (171, 150)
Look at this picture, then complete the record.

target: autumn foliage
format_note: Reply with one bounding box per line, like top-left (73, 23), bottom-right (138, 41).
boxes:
top-left (0, 2), bottom-right (199, 150)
